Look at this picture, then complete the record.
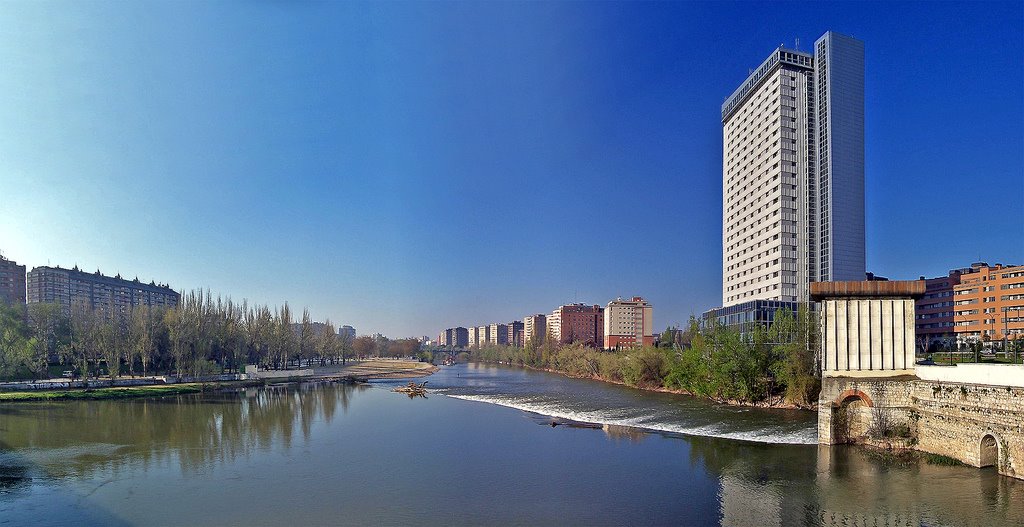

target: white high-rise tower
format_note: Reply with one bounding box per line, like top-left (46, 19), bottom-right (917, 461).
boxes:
top-left (721, 31), bottom-right (864, 307)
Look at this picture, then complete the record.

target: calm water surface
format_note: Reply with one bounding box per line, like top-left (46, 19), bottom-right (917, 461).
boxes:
top-left (1, 363), bottom-right (1021, 526)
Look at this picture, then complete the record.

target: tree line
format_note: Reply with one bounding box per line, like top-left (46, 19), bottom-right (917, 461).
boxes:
top-left (469, 305), bottom-right (821, 407)
top-left (0, 290), bottom-right (422, 382)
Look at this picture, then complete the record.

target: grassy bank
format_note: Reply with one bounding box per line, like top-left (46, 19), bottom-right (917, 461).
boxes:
top-left (0, 385), bottom-right (202, 402)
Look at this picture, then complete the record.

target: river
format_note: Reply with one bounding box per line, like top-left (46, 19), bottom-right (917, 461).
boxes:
top-left (1, 363), bottom-right (1021, 526)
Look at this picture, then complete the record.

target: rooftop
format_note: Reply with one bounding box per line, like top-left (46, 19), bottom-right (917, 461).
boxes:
top-left (810, 280), bottom-right (926, 300)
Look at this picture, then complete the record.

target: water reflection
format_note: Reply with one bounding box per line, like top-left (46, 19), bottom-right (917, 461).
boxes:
top-left (695, 436), bottom-right (1024, 526)
top-left (602, 424), bottom-right (647, 443)
top-left (0, 382), bottom-right (367, 482)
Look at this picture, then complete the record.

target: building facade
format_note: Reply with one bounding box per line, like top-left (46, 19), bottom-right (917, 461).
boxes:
top-left (477, 325), bottom-right (491, 347)
top-left (452, 327), bottom-right (468, 348)
top-left (0, 255), bottom-right (26, 305)
top-left (604, 297), bottom-right (654, 350)
top-left (489, 323), bottom-right (508, 346)
top-left (915, 269), bottom-right (964, 351)
top-left (524, 314), bottom-right (546, 346)
top-left (548, 304), bottom-right (604, 347)
top-left (437, 328), bottom-right (453, 347)
top-left (339, 325), bottom-right (356, 339)
top-left (722, 31), bottom-right (865, 308)
top-left (951, 263), bottom-right (1024, 345)
top-left (27, 265), bottom-right (179, 318)
top-left (467, 326), bottom-right (479, 347)
top-left (507, 321), bottom-right (524, 347)
top-left (703, 299), bottom-right (802, 333)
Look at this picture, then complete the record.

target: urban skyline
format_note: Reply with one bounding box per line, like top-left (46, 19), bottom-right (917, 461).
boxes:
top-left (0, 2), bottom-right (1021, 337)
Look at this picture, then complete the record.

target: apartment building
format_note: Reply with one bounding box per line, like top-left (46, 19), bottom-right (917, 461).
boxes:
top-left (489, 323), bottom-right (508, 346)
top-left (437, 328), bottom-right (453, 347)
top-left (27, 265), bottom-right (179, 318)
top-left (604, 297), bottom-right (654, 350)
top-left (951, 263), bottom-right (1024, 345)
top-left (523, 314), bottom-right (546, 346)
top-left (452, 327), bottom-right (468, 348)
top-left (0, 255), bottom-right (26, 305)
top-left (507, 321), bottom-right (524, 347)
top-left (915, 269), bottom-right (964, 350)
top-left (548, 304), bottom-right (604, 347)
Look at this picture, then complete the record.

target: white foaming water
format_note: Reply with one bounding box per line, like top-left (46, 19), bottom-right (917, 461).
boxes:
top-left (444, 393), bottom-right (817, 445)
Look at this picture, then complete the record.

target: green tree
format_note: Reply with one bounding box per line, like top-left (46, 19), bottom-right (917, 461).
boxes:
top-left (69, 301), bottom-right (103, 383)
top-left (316, 320), bottom-right (338, 366)
top-left (352, 335), bottom-right (375, 359)
top-left (298, 309), bottom-right (314, 367)
top-left (769, 305), bottom-right (820, 406)
top-left (275, 303), bottom-right (296, 369)
top-left (26, 302), bottom-right (70, 379)
top-left (658, 326), bottom-right (678, 349)
top-left (0, 302), bottom-right (32, 379)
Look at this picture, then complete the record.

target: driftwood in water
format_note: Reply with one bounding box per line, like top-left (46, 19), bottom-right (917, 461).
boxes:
top-left (392, 381), bottom-right (428, 398)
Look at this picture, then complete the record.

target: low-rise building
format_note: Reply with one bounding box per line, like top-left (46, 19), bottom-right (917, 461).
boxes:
top-left (0, 255), bottom-right (26, 305)
top-left (702, 299), bottom-right (800, 333)
top-left (604, 297), bottom-right (654, 350)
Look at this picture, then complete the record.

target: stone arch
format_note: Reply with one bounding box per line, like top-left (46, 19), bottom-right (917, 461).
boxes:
top-left (980, 433), bottom-right (1000, 468)
top-left (833, 390), bottom-right (874, 442)
top-left (834, 389), bottom-right (874, 408)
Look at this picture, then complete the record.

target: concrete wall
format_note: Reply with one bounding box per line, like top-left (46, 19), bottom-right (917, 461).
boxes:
top-left (821, 298), bottom-right (915, 377)
top-left (916, 364), bottom-right (1024, 388)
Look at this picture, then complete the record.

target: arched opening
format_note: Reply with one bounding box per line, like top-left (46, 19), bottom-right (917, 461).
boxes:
top-left (980, 434), bottom-right (999, 468)
top-left (834, 392), bottom-right (873, 443)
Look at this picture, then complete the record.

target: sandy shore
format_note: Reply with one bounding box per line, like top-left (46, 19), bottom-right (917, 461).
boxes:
top-left (312, 360), bottom-right (438, 380)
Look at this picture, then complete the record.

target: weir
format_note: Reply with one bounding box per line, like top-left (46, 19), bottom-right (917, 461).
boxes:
top-left (813, 281), bottom-right (1024, 480)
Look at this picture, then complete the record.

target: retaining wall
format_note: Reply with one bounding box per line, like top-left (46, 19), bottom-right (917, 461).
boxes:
top-left (818, 374), bottom-right (1024, 479)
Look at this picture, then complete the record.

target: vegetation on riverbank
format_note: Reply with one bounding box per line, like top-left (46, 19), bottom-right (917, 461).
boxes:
top-left (470, 305), bottom-right (820, 408)
top-left (0, 294), bottom-right (424, 382)
top-left (923, 453), bottom-right (965, 466)
top-left (0, 384), bottom-right (201, 402)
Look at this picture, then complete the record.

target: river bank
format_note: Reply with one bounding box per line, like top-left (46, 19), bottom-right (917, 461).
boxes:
top-left (0, 384), bottom-right (204, 402)
top-left (475, 360), bottom-right (815, 411)
top-left (0, 360), bottom-right (437, 402)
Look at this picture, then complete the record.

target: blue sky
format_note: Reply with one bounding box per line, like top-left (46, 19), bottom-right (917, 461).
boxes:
top-left (0, 1), bottom-right (1021, 337)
